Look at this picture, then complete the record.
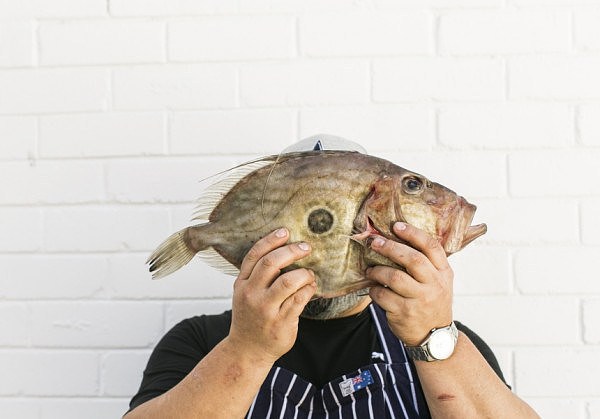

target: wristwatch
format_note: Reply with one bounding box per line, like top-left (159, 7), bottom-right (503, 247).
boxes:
top-left (404, 322), bottom-right (458, 362)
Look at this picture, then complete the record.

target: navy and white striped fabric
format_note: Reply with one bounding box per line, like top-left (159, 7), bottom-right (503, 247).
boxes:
top-left (246, 304), bottom-right (430, 418)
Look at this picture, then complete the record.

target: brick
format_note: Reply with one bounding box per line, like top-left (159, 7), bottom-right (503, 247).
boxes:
top-left (0, 116), bottom-right (36, 160)
top-left (0, 22), bottom-right (34, 67)
top-left (454, 296), bottom-right (579, 345)
top-left (299, 105), bottom-right (433, 151)
top-left (40, 21), bottom-right (165, 66)
top-left (515, 348), bottom-right (600, 396)
top-left (0, 69), bottom-right (108, 114)
top-left (589, 401), bottom-right (600, 419)
top-left (0, 350), bottom-right (99, 396)
top-left (373, 58), bottom-right (504, 102)
top-left (0, 161), bottom-right (104, 204)
top-left (451, 246), bottom-right (510, 296)
top-left (381, 150), bottom-right (506, 199)
top-left (0, 400), bottom-right (39, 419)
top-left (165, 300), bottom-right (232, 330)
top-left (575, 10), bottom-right (600, 51)
top-left (0, 208), bottom-right (42, 252)
top-left (578, 105), bottom-right (600, 146)
top-left (110, 0), bottom-right (237, 16)
top-left (509, 150), bottom-right (600, 196)
top-left (510, 55), bottom-right (600, 100)
top-left (169, 16), bottom-right (294, 61)
top-left (113, 64), bottom-right (236, 110)
top-left (40, 112), bottom-right (164, 158)
top-left (527, 399), bottom-right (585, 419)
top-left (440, 11), bottom-right (569, 55)
top-left (300, 11), bottom-right (431, 57)
top-left (512, 0), bottom-right (598, 4)
top-left (374, 0), bottom-right (502, 6)
top-left (583, 299), bottom-right (600, 344)
top-left (0, 303), bottom-right (30, 346)
top-left (515, 247), bottom-right (600, 294)
top-left (170, 109), bottom-right (295, 155)
top-left (31, 302), bottom-right (163, 348)
top-left (582, 200), bottom-right (600, 245)
top-left (0, 255), bottom-right (107, 299)
top-left (439, 104), bottom-right (572, 149)
top-left (240, 61), bottom-right (369, 106)
top-left (106, 253), bottom-right (234, 299)
top-left (43, 207), bottom-right (170, 252)
top-left (101, 351), bottom-right (151, 396)
top-left (239, 0), bottom-right (357, 12)
top-left (474, 198), bottom-right (578, 245)
top-left (0, 0), bottom-right (106, 18)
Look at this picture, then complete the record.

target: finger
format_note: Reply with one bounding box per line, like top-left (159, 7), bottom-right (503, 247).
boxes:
top-left (369, 285), bottom-right (406, 314)
top-left (280, 282), bottom-right (318, 320)
top-left (392, 222), bottom-right (450, 271)
top-left (366, 266), bottom-right (422, 298)
top-left (369, 236), bottom-right (436, 284)
top-left (238, 228), bottom-right (289, 280)
top-left (247, 242), bottom-right (312, 288)
top-left (269, 268), bottom-right (316, 304)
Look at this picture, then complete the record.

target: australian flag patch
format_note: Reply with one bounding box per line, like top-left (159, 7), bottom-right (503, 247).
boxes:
top-left (339, 370), bottom-right (374, 397)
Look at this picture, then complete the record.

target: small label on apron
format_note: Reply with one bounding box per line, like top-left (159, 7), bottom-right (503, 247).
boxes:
top-left (339, 370), bottom-right (374, 397)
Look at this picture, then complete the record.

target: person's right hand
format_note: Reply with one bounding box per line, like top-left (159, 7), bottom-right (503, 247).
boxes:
top-left (228, 227), bottom-right (317, 365)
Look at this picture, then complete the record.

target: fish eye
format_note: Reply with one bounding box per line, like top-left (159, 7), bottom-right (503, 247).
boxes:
top-left (308, 208), bottom-right (334, 234)
top-left (402, 176), bottom-right (424, 194)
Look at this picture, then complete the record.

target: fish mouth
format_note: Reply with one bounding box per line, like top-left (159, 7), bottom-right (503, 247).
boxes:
top-left (444, 197), bottom-right (487, 254)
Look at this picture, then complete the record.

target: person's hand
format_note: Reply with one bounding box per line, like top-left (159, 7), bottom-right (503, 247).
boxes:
top-left (228, 228), bottom-right (317, 365)
top-left (367, 222), bottom-right (453, 346)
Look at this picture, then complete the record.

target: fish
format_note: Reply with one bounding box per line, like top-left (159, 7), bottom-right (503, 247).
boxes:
top-left (147, 150), bottom-right (487, 299)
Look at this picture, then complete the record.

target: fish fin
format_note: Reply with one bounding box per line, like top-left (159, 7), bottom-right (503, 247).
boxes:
top-left (147, 225), bottom-right (209, 279)
top-left (192, 158), bottom-right (277, 221)
top-left (197, 248), bottom-right (240, 276)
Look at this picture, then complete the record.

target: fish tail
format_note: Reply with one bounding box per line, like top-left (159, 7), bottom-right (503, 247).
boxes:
top-left (147, 224), bottom-right (209, 279)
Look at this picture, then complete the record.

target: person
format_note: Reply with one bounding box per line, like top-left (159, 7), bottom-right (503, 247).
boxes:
top-left (124, 135), bottom-right (539, 418)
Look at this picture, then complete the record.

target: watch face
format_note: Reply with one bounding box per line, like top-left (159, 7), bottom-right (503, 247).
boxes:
top-left (428, 329), bottom-right (455, 360)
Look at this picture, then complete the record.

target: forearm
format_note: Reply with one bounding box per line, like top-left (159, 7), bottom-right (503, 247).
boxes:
top-left (124, 337), bottom-right (273, 419)
top-left (414, 332), bottom-right (539, 419)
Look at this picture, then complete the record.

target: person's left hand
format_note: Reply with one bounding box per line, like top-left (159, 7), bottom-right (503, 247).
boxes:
top-left (367, 222), bottom-right (454, 347)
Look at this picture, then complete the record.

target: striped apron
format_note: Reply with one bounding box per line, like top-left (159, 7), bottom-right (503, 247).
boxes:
top-left (246, 304), bottom-right (430, 418)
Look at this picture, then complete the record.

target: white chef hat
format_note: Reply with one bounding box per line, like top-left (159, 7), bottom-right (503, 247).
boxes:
top-left (282, 134), bottom-right (368, 154)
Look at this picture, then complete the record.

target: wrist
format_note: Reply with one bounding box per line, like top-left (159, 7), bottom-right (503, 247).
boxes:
top-left (222, 335), bottom-right (279, 368)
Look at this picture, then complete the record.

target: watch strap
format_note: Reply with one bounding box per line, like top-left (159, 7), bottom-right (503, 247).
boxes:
top-left (404, 322), bottom-right (458, 362)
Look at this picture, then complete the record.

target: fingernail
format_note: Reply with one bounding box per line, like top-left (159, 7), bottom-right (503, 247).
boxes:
top-left (394, 222), bottom-right (407, 231)
top-left (275, 228), bottom-right (287, 238)
top-left (371, 237), bottom-right (385, 248)
top-left (298, 242), bottom-right (310, 251)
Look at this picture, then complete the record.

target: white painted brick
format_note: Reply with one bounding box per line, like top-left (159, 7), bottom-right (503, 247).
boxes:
top-left (0, 22), bottom-right (33, 67)
top-left (169, 16), bottom-right (294, 62)
top-left (31, 302), bottom-right (163, 348)
top-left (589, 401), bottom-right (600, 419)
top-left (170, 109), bottom-right (295, 155)
top-left (0, 69), bottom-right (108, 115)
top-left (43, 207), bottom-right (170, 252)
top-left (583, 299), bottom-right (600, 344)
top-left (526, 399), bottom-right (585, 419)
top-left (0, 303), bottom-right (29, 346)
top-left (40, 112), bottom-right (164, 158)
top-left (0, 350), bottom-right (99, 396)
top-left (512, 0), bottom-right (599, 5)
top-left (374, 0), bottom-right (502, 7)
top-left (510, 55), bottom-right (600, 100)
top-left (451, 246), bottom-right (510, 296)
top-left (515, 348), bottom-right (600, 397)
top-left (0, 400), bottom-right (39, 419)
top-left (110, 0), bottom-right (237, 16)
top-left (239, 0), bottom-right (358, 12)
top-left (439, 104), bottom-right (572, 149)
top-left (515, 247), bottom-right (600, 294)
top-left (373, 58), bottom-right (504, 102)
top-left (240, 61), bottom-right (369, 106)
top-left (0, 161), bottom-right (104, 204)
top-left (0, 0), bottom-right (106, 18)
top-left (101, 351), bottom-right (151, 396)
top-left (0, 116), bottom-right (36, 160)
top-left (509, 150), bottom-right (600, 196)
top-left (575, 10), bottom-right (600, 51)
top-left (440, 11), bottom-right (570, 55)
top-left (113, 64), bottom-right (236, 110)
top-left (578, 105), bottom-right (600, 146)
top-left (165, 299), bottom-right (232, 330)
top-left (582, 200), bottom-right (600, 245)
top-left (454, 296), bottom-right (579, 345)
top-left (379, 150), bottom-right (506, 198)
top-left (0, 208), bottom-right (42, 252)
top-left (0, 255), bottom-right (107, 299)
top-left (40, 21), bottom-right (165, 66)
top-left (299, 105), bottom-right (433, 151)
top-left (300, 12), bottom-right (431, 57)
top-left (106, 253), bottom-right (234, 299)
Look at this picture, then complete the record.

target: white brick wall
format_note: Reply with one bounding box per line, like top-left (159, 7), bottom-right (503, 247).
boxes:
top-left (1, 2), bottom-right (599, 417)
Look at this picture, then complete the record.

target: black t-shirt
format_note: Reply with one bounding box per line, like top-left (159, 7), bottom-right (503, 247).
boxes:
top-left (129, 309), bottom-right (506, 412)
